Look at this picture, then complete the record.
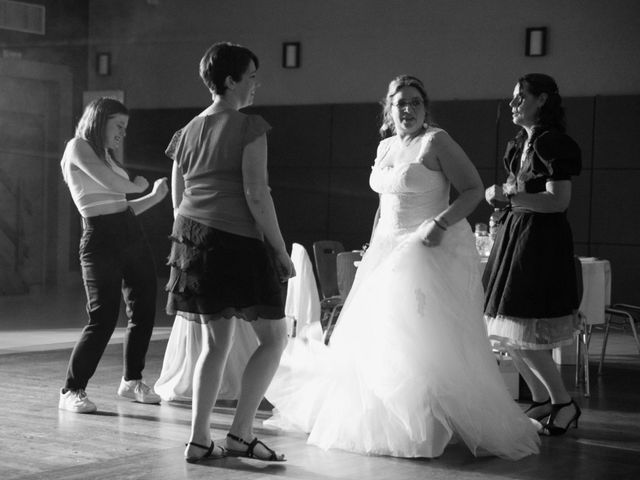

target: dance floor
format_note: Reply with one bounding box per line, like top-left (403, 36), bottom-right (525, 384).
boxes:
top-left (1, 285), bottom-right (640, 480)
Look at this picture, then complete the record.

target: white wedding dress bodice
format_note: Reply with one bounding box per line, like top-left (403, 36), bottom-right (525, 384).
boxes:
top-left (372, 161), bottom-right (448, 230)
top-left (265, 131), bottom-right (540, 460)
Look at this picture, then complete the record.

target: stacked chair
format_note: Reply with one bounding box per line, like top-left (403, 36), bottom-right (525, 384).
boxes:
top-left (320, 250), bottom-right (362, 344)
top-left (312, 240), bottom-right (345, 342)
top-left (599, 303), bottom-right (640, 374)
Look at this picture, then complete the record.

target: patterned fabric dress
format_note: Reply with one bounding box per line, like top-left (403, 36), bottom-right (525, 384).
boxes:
top-left (483, 128), bottom-right (582, 350)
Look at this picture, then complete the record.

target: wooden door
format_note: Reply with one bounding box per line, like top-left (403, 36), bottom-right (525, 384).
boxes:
top-left (0, 59), bottom-right (72, 294)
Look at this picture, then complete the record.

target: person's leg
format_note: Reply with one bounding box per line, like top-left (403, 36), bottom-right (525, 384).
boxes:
top-left (64, 247), bottom-right (122, 392)
top-left (519, 348), bottom-right (580, 432)
top-left (226, 317), bottom-right (287, 459)
top-left (509, 349), bottom-right (550, 402)
top-left (509, 348), bottom-right (553, 420)
top-left (185, 316), bottom-right (235, 459)
top-left (120, 238), bottom-right (157, 382)
top-left (519, 349), bottom-right (571, 404)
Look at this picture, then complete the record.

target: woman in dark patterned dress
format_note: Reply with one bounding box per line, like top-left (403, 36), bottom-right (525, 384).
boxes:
top-left (483, 73), bottom-right (582, 436)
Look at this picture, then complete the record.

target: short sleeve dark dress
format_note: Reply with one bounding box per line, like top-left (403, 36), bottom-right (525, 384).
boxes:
top-left (164, 111), bottom-right (285, 323)
top-left (483, 128), bottom-right (581, 350)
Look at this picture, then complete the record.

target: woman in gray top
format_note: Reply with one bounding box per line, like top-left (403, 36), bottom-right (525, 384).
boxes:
top-left (166, 42), bottom-right (295, 463)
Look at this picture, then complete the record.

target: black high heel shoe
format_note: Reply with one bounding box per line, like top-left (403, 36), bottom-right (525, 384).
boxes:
top-left (524, 398), bottom-right (552, 421)
top-left (540, 399), bottom-right (581, 436)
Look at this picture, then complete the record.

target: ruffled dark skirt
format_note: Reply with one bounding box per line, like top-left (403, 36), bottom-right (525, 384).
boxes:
top-left (482, 209), bottom-right (579, 348)
top-left (166, 215), bottom-right (285, 322)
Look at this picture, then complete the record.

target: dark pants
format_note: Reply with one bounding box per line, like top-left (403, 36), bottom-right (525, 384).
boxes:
top-left (64, 209), bottom-right (157, 391)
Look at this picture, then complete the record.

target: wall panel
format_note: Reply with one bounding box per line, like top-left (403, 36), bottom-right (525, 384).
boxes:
top-left (590, 170), bottom-right (640, 245)
top-left (433, 99), bottom-right (501, 170)
top-left (330, 103), bottom-right (381, 168)
top-left (270, 166), bottom-right (330, 241)
top-left (593, 96), bottom-right (640, 169)
top-left (564, 97), bottom-right (595, 170)
top-left (125, 108), bottom-right (197, 170)
top-left (568, 173), bottom-right (591, 245)
top-left (251, 105), bottom-right (332, 168)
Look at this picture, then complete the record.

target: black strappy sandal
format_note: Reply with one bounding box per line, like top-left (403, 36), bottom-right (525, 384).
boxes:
top-left (524, 398), bottom-right (552, 421)
top-left (539, 399), bottom-right (582, 436)
top-left (225, 433), bottom-right (286, 462)
top-left (184, 440), bottom-right (226, 463)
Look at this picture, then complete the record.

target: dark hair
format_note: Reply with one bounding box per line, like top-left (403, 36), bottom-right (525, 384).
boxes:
top-left (75, 97), bottom-right (128, 162)
top-left (519, 73), bottom-right (566, 133)
top-left (199, 42), bottom-right (259, 95)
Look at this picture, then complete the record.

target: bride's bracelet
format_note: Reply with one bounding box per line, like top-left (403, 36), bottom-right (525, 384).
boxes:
top-left (433, 218), bottom-right (447, 231)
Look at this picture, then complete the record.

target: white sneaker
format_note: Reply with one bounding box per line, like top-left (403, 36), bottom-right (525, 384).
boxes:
top-left (59, 388), bottom-right (97, 413)
top-left (117, 378), bottom-right (161, 404)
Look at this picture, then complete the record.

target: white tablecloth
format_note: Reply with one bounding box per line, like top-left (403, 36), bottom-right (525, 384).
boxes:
top-left (553, 258), bottom-right (610, 365)
top-left (577, 257), bottom-right (611, 325)
top-left (284, 243), bottom-right (323, 341)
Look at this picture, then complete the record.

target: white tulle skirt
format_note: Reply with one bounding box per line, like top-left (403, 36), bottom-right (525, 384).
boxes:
top-left (265, 221), bottom-right (540, 460)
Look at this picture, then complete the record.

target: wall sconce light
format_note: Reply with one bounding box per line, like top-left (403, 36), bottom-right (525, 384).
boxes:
top-left (525, 27), bottom-right (547, 57)
top-left (96, 52), bottom-right (111, 75)
top-left (282, 42), bottom-right (301, 68)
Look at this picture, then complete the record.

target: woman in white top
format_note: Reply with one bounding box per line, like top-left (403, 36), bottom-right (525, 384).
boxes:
top-left (59, 98), bottom-right (168, 413)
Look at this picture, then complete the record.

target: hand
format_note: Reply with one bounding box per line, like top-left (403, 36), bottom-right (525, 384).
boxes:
top-left (485, 184), bottom-right (507, 206)
top-left (274, 251), bottom-right (296, 283)
top-left (133, 176), bottom-right (149, 192)
top-left (417, 219), bottom-right (445, 247)
top-left (151, 177), bottom-right (169, 200)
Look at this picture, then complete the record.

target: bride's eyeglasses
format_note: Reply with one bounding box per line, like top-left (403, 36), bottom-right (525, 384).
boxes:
top-left (392, 98), bottom-right (424, 110)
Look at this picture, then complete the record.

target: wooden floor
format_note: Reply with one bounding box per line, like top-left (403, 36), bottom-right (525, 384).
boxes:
top-left (1, 286), bottom-right (640, 479)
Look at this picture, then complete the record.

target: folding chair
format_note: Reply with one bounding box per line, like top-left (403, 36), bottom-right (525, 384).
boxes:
top-left (599, 303), bottom-right (640, 374)
top-left (323, 250), bottom-right (362, 345)
top-left (574, 257), bottom-right (591, 397)
top-left (312, 240), bottom-right (345, 336)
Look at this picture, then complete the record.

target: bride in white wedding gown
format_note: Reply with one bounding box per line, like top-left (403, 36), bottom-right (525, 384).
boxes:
top-left (264, 76), bottom-right (540, 460)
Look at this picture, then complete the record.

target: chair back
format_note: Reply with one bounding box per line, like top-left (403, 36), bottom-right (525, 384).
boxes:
top-left (337, 251), bottom-right (361, 299)
top-left (312, 240), bottom-right (345, 299)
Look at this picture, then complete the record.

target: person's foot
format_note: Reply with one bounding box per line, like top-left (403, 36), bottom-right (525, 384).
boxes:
top-left (117, 378), bottom-right (161, 404)
top-left (540, 399), bottom-right (582, 436)
top-left (184, 441), bottom-right (226, 463)
top-left (59, 388), bottom-right (97, 413)
top-left (524, 398), bottom-right (552, 421)
top-left (225, 433), bottom-right (286, 461)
